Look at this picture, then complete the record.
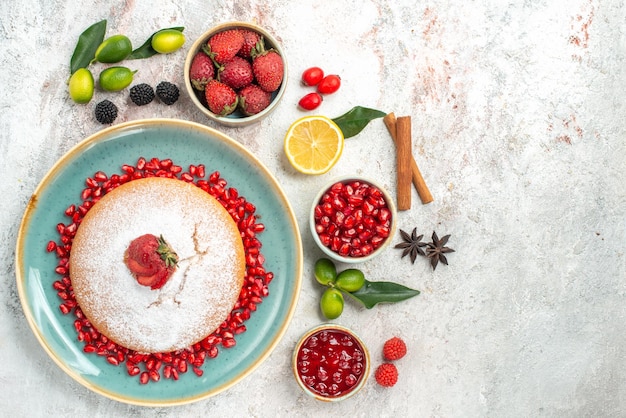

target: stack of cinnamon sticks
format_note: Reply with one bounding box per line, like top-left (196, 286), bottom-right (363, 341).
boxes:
top-left (384, 112), bottom-right (433, 211)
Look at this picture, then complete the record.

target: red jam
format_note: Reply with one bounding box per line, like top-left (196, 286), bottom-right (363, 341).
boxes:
top-left (313, 180), bottom-right (392, 258)
top-left (295, 328), bottom-right (367, 399)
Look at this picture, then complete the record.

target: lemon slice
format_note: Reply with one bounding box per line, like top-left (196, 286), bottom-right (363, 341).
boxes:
top-left (284, 116), bottom-right (344, 175)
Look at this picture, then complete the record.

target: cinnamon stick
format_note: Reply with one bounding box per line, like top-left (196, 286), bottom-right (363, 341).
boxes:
top-left (395, 116), bottom-right (412, 211)
top-left (383, 112), bottom-right (434, 205)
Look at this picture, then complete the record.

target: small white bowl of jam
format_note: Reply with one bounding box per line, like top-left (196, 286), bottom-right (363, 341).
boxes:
top-left (292, 324), bottom-right (370, 402)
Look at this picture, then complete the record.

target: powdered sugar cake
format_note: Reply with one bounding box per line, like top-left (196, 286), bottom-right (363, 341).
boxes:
top-left (69, 177), bottom-right (245, 353)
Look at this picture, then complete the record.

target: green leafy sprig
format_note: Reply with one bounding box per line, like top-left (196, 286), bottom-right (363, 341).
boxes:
top-left (128, 27), bottom-right (185, 59)
top-left (69, 20), bottom-right (185, 73)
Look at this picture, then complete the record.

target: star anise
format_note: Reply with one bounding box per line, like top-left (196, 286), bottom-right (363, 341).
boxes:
top-left (394, 227), bottom-right (427, 264)
top-left (425, 231), bottom-right (454, 270)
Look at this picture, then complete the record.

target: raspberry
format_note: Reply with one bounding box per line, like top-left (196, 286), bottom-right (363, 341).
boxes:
top-left (374, 363), bottom-right (398, 387)
top-left (383, 337), bottom-right (407, 361)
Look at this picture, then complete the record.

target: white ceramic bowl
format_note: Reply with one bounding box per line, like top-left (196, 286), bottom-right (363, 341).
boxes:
top-left (292, 324), bottom-right (370, 402)
top-left (310, 176), bottom-right (397, 264)
top-left (183, 21), bottom-right (287, 127)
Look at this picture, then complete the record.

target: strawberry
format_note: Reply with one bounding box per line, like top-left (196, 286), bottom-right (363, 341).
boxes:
top-left (125, 257), bottom-right (158, 276)
top-left (238, 29), bottom-right (261, 59)
top-left (251, 38), bottom-right (284, 92)
top-left (218, 56), bottom-right (254, 90)
top-left (238, 84), bottom-right (272, 115)
top-left (189, 50), bottom-right (215, 91)
top-left (205, 29), bottom-right (244, 64)
top-left (125, 234), bottom-right (178, 290)
top-left (205, 79), bottom-right (238, 116)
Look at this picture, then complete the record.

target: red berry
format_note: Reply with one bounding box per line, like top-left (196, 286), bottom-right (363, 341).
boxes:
top-left (189, 51), bottom-right (215, 91)
top-left (298, 92), bottom-right (322, 111)
top-left (252, 49), bottom-right (284, 92)
top-left (383, 337), bottom-right (407, 361)
top-left (239, 84), bottom-right (272, 115)
top-left (206, 29), bottom-right (244, 64)
top-left (317, 74), bottom-right (341, 94)
top-left (238, 29), bottom-right (261, 59)
top-left (204, 79), bottom-right (238, 116)
top-left (374, 363), bottom-right (398, 387)
top-left (218, 56), bottom-right (254, 90)
top-left (301, 66), bottom-right (324, 86)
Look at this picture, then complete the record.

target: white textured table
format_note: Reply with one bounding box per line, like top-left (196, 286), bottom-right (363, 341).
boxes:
top-left (2, 1), bottom-right (625, 416)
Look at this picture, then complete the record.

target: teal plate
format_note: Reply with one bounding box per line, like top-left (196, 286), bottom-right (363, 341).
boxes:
top-left (15, 119), bottom-right (303, 406)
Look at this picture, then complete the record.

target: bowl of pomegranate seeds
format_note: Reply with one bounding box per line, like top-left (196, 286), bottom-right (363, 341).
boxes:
top-left (293, 324), bottom-right (370, 402)
top-left (184, 21), bottom-right (287, 127)
top-left (310, 176), bottom-right (397, 263)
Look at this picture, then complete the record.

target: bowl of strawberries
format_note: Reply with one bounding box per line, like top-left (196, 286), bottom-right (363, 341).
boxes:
top-left (184, 21), bottom-right (287, 127)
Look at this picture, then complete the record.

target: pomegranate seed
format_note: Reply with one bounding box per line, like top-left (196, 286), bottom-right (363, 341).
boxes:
top-left (85, 177), bottom-right (98, 188)
top-left (64, 223), bottom-right (77, 235)
top-left (162, 365), bottom-right (171, 379)
top-left (106, 355), bottom-right (120, 366)
top-left (375, 225), bottom-right (390, 238)
top-left (140, 372), bottom-right (149, 384)
top-left (83, 344), bottom-right (96, 353)
top-left (46, 241), bottom-right (57, 252)
top-left (93, 171), bottom-right (108, 182)
top-left (338, 243), bottom-right (351, 256)
top-left (64, 204), bottom-right (76, 216)
top-left (149, 370), bottom-right (160, 382)
top-left (222, 338), bottom-right (237, 348)
top-left (361, 244), bottom-right (373, 255)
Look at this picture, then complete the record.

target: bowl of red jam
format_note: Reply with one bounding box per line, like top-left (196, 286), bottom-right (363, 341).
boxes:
top-left (310, 176), bottom-right (397, 264)
top-left (292, 324), bottom-right (370, 402)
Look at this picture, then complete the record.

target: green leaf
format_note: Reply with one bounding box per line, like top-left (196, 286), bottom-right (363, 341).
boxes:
top-left (70, 19), bottom-right (107, 74)
top-left (127, 27), bottom-right (184, 59)
top-left (332, 106), bottom-right (386, 139)
top-left (346, 279), bottom-right (420, 309)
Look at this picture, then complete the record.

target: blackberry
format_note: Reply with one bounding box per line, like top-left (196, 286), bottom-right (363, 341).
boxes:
top-left (94, 100), bottom-right (118, 124)
top-left (129, 83), bottom-right (155, 106)
top-left (156, 81), bottom-right (180, 105)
